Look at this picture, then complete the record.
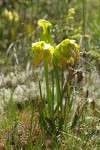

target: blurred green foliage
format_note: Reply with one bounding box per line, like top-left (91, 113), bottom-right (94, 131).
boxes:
top-left (0, 0), bottom-right (99, 70)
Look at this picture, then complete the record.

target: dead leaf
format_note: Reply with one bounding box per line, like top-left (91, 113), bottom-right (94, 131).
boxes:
top-left (77, 70), bottom-right (84, 83)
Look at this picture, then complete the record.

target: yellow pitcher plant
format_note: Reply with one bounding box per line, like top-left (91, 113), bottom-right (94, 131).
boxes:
top-left (31, 19), bottom-right (80, 136)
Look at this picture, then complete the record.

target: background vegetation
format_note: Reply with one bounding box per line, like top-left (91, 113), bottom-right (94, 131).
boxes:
top-left (0, 0), bottom-right (100, 149)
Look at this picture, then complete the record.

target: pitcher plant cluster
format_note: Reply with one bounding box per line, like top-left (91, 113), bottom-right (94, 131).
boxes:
top-left (31, 20), bottom-right (80, 136)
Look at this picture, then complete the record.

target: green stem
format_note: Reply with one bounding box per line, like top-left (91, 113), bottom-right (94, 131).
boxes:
top-left (61, 62), bottom-right (64, 111)
top-left (36, 72), bottom-right (45, 126)
top-left (53, 55), bottom-right (61, 112)
top-left (52, 70), bottom-right (54, 117)
top-left (67, 82), bottom-right (71, 114)
top-left (44, 58), bottom-right (53, 118)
